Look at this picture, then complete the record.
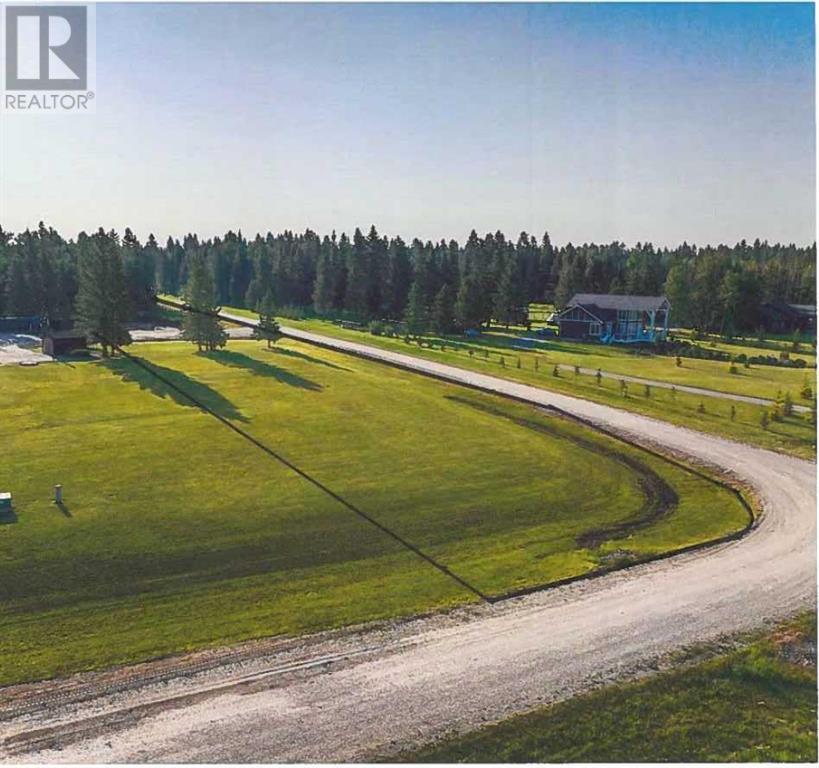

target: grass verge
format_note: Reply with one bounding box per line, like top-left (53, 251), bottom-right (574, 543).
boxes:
top-left (400, 613), bottom-right (818, 763)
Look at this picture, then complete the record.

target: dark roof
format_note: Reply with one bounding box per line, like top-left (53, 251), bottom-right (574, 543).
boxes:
top-left (568, 293), bottom-right (670, 312)
top-left (556, 303), bottom-right (604, 323)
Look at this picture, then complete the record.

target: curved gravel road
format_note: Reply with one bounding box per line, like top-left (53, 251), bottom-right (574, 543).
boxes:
top-left (2, 319), bottom-right (815, 763)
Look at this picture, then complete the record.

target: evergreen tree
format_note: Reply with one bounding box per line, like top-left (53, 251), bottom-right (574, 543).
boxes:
top-left (144, 234), bottom-right (160, 298)
top-left (385, 236), bottom-right (412, 318)
top-left (245, 235), bottom-right (274, 309)
top-left (122, 227), bottom-right (154, 313)
top-left (539, 231), bottom-right (555, 300)
top-left (344, 228), bottom-right (369, 319)
top-left (455, 268), bottom-right (484, 330)
top-left (366, 225), bottom-right (387, 317)
top-left (691, 250), bottom-right (726, 331)
top-left (229, 242), bottom-right (252, 307)
top-left (6, 251), bottom-right (31, 315)
top-left (182, 255), bottom-right (227, 352)
top-left (720, 267), bottom-right (762, 334)
top-left (404, 281), bottom-right (427, 336)
top-left (313, 236), bottom-right (336, 314)
top-left (332, 232), bottom-right (350, 311)
top-left (75, 230), bottom-right (132, 356)
top-left (493, 258), bottom-right (520, 327)
top-left (254, 290), bottom-right (281, 348)
top-left (664, 258), bottom-right (694, 327)
top-left (554, 244), bottom-right (582, 308)
top-left (432, 284), bottom-right (455, 335)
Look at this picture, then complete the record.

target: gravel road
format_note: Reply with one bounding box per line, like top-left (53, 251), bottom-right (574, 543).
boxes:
top-left (2, 316), bottom-right (815, 763)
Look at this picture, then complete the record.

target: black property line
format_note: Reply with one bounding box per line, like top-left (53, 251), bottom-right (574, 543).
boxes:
top-left (154, 297), bottom-right (758, 604)
top-left (107, 342), bottom-right (491, 605)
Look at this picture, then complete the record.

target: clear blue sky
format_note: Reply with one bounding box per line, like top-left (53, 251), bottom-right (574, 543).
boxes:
top-left (1, 2), bottom-right (815, 246)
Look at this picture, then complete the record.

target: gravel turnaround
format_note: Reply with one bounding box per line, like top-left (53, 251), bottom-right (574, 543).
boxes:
top-left (2, 319), bottom-right (815, 763)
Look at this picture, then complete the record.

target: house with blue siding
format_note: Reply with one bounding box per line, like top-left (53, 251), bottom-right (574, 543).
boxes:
top-left (555, 294), bottom-right (670, 344)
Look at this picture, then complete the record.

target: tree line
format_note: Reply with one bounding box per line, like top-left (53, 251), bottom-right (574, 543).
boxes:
top-left (0, 222), bottom-right (815, 337)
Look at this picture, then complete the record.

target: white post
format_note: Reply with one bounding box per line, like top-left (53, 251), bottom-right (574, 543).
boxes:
top-left (54, 484), bottom-right (62, 504)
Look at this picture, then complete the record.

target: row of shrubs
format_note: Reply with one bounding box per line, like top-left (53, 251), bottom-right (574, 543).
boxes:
top-left (660, 340), bottom-right (811, 368)
top-left (366, 320), bottom-right (402, 336)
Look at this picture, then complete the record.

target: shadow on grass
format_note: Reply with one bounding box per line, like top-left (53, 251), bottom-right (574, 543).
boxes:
top-left (56, 501), bottom-right (72, 518)
top-left (204, 350), bottom-right (322, 391)
top-left (264, 345), bottom-right (351, 372)
top-left (104, 357), bottom-right (248, 422)
top-left (56, 350), bottom-right (99, 368)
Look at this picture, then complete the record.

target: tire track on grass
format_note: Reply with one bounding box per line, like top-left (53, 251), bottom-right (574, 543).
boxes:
top-left (445, 394), bottom-right (679, 549)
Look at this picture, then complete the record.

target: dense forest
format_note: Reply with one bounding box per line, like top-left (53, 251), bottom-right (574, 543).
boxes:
top-left (0, 222), bottom-right (815, 335)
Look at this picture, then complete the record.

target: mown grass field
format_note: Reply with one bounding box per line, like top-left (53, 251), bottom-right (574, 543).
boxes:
top-left (403, 613), bottom-right (817, 763)
top-left (219, 309), bottom-right (815, 458)
top-left (1, 340), bottom-right (749, 685)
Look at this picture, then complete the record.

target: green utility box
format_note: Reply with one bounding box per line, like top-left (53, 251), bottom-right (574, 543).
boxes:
top-left (0, 493), bottom-right (11, 513)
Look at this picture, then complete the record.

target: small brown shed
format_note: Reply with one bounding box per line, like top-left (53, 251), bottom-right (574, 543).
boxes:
top-left (43, 330), bottom-right (87, 357)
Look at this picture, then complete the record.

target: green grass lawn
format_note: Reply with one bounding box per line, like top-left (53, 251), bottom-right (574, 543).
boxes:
top-left (215, 307), bottom-right (815, 458)
top-left (0, 340), bottom-right (749, 685)
top-left (401, 613), bottom-right (817, 763)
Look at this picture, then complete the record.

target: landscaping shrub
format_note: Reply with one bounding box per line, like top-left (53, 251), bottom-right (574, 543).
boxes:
top-left (784, 391), bottom-right (794, 417)
top-left (657, 339), bottom-right (809, 369)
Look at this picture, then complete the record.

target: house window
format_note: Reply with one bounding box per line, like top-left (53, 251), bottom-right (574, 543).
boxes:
top-left (589, 322), bottom-right (601, 336)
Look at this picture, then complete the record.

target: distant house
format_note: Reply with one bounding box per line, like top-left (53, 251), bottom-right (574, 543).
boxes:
top-left (760, 303), bottom-right (816, 337)
top-left (555, 294), bottom-right (671, 344)
top-left (42, 329), bottom-right (87, 357)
